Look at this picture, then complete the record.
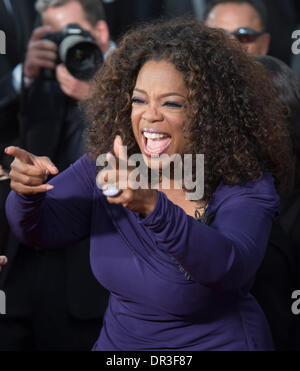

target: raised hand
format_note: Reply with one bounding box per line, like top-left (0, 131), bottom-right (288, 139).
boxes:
top-left (56, 64), bottom-right (91, 100)
top-left (97, 136), bottom-right (157, 217)
top-left (23, 25), bottom-right (57, 80)
top-left (5, 146), bottom-right (59, 195)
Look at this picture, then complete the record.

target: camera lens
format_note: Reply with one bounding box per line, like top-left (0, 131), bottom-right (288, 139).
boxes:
top-left (59, 35), bottom-right (103, 81)
top-left (66, 42), bottom-right (103, 80)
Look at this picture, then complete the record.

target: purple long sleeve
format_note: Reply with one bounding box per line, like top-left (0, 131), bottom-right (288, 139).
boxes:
top-left (137, 175), bottom-right (279, 291)
top-left (5, 155), bottom-right (96, 248)
top-left (6, 154), bottom-right (279, 290)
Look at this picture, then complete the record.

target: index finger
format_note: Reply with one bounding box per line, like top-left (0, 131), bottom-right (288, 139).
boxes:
top-left (5, 146), bottom-right (33, 164)
top-left (31, 25), bottom-right (53, 42)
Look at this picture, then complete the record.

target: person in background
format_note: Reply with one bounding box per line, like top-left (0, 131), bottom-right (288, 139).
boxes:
top-left (251, 55), bottom-right (300, 351)
top-left (0, 0), bottom-right (111, 351)
top-left (21, 0), bottom-right (114, 167)
top-left (24, 0), bottom-right (112, 100)
top-left (204, 0), bottom-right (270, 56)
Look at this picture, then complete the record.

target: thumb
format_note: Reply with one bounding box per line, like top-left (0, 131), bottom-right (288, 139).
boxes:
top-left (56, 63), bottom-right (67, 78)
top-left (113, 135), bottom-right (127, 162)
top-left (33, 156), bottom-right (59, 176)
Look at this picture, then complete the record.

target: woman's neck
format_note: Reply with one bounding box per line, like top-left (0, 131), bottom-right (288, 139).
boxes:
top-left (160, 186), bottom-right (206, 218)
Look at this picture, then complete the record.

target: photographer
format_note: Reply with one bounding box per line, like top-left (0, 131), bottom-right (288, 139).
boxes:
top-left (24, 0), bottom-right (112, 100)
top-left (0, 0), bottom-right (112, 351)
top-left (22, 0), bottom-right (114, 165)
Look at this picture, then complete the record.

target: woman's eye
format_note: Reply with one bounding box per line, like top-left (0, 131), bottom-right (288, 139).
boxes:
top-left (132, 97), bottom-right (146, 104)
top-left (163, 101), bottom-right (182, 108)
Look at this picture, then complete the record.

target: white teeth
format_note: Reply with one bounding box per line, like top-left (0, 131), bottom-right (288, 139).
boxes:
top-left (143, 132), bottom-right (168, 139)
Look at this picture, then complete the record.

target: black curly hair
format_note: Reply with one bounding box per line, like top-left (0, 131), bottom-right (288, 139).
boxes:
top-left (84, 17), bottom-right (292, 202)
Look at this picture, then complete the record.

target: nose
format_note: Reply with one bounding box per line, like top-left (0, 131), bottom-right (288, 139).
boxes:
top-left (142, 104), bottom-right (164, 123)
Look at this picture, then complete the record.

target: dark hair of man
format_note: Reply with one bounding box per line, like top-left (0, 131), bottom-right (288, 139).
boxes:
top-left (79, 0), bottom-right (106, 25)
top-left (255, 55), bottom-right (300, 189)
top-left (203, 0), bottom-right (268, 31)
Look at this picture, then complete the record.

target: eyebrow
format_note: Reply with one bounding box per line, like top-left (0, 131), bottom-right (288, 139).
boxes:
top-left (133, 88), bottom-right (185, 98)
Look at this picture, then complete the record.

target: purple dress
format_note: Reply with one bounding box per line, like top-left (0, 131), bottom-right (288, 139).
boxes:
top-left (5, 155), bottom-right (279, 350)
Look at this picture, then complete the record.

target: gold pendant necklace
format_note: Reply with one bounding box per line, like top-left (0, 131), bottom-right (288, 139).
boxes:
top-left (194, 204), bottom-right (208, 223)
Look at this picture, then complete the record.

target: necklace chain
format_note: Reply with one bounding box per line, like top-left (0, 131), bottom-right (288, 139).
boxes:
top-left (194, 204), bottom-right (208, 222)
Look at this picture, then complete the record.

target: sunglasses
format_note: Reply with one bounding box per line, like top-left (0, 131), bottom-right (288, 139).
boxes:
top-left (224, 28), bottom-right (265, 43)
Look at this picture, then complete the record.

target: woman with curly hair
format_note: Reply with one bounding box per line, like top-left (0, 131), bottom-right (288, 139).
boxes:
top-left (5, 18), bottom-right (292, 351)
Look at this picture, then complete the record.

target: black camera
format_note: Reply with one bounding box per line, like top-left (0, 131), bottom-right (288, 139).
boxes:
top-left (41, 24), bottom-right (103, 81)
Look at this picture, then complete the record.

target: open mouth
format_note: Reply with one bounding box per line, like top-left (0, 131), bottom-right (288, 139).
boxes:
top-left (142, 129), bottom-right (172, 157)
